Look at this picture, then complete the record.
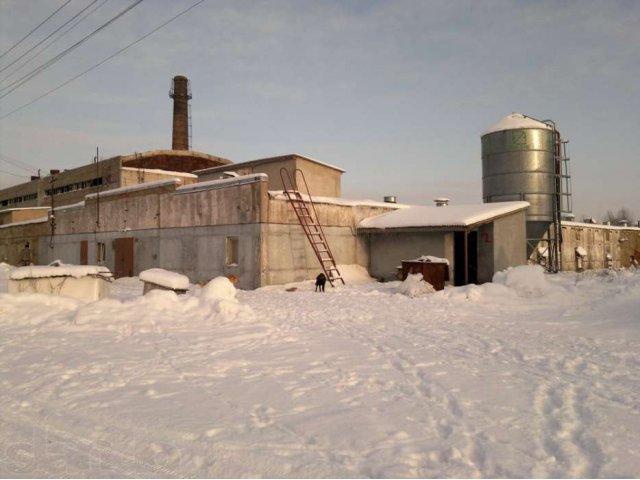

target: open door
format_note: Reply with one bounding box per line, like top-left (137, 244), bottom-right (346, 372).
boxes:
top-left (454, 231), bottom-right (478, 286)
top-left (114, 237), bottom-right (134, 278)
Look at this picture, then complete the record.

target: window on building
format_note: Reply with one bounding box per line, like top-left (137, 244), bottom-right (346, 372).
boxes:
top-left (225, 236), bottom-right (239, 266)
top-left (575, 229), bottom-right (582, 241)
top-left (96, 242), bottom-right (106, 264)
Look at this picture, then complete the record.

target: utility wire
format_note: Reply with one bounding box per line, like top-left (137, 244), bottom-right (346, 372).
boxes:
top-left (0, 168), bottom-right (30, 178)
top-left (0, 0), bottom-right (108, 85)
top-left (0, 0), bottom-right (206, 120)
top-left (0, 0), bottom-right (145, 99)
top-left (0, 153), bottom-right (40, 173)
top-left (0, 0), bottom-right (103, 78)
top-left (0, 0), bottom-right (72, 61)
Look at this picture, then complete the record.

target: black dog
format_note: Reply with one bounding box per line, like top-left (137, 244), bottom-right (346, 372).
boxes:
top-left (315, 273), bottom-right (326, 292)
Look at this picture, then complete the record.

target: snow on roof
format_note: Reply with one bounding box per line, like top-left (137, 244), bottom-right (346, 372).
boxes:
top-left (0, 207), bottom-right (49, 212)
top-left (562, 220), bottom-right (640, 231)
top-left (407, 255), bottom-right (449, 265)
top-left (10, 264), bottom-right (112, 280)
top-left (139, 268), bottom-right (189, 290)
top-left (482, 113), bottom-right (552, 136)
top-left (269, 191), bottom-right (410, 209)
top-left (176, 174), bottom-right (267, 195)
top-left (84, 179), bottom-right (182, 201)
top-left (359, 202), bottom-right (530, 229)
top-left (0, 216), bottom-right (49, 229)
top-left (121, 167), bottom-right (197, 178)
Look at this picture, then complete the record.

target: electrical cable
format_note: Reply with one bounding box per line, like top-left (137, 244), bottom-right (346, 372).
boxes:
top-left (0, 0), bottom-right (145, 99)
top-left (0, 0), bottom-right (206, 120)
top-left (0, 0), bottom-right (103, 78)
top-left (0, 153), bottom-right (40, 173)
top-left (0, 0), bottom-right (108, 85)
top-left (0, 0), bottom-right (72, 61)
top-left (0, 168), bottom-right (30, 178)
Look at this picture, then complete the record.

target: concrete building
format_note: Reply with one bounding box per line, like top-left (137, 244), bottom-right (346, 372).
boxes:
top-left (0, 157), bottom-right (397, 289)
top-left (0, 150), bottom-right (231, 211)
top-left (359, 201), bottom-right (529, 284)
top-left (2, 83), bottom-right (636, 288)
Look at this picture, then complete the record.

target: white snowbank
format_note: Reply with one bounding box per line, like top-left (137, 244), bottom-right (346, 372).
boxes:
top-left (493, 265), bottom-right (551, 298)
top-left (336, 264), bottom-right (376, 284)
top-left (199, 276), bottom-right (237, 301)
top-left (396, 273), bottom-right (436, 297)
top-left (1, 267), bottom-right (640, 477)
top-left (139, 268), bottom-right (189, 290)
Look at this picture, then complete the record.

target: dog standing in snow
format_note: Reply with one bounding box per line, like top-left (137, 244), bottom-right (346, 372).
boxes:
top-left (315, 273), bottom-right (326, 292)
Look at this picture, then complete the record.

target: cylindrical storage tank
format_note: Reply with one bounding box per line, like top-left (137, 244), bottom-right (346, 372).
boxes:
top-left (481, 113), bottom-right (558, 252)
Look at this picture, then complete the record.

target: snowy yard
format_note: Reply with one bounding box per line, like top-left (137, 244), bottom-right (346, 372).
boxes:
top-left (0, 263), bottom-right (639, 478)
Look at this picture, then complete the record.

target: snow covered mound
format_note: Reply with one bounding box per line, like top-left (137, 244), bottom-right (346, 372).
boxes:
top-left (200, 276), bottom-right (237, 301)
top-left (139, 268), bottom-right (189, 290)
top-left (396, 273), bottom-right (436, 297)
top-left (336, 264), bottom-right (376, 284)
top-left (493, 265), bottom-right (551, 297)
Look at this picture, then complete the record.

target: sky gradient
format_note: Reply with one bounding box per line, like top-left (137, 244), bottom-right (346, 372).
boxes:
top-left (1, 0), bottom-right (638, 221)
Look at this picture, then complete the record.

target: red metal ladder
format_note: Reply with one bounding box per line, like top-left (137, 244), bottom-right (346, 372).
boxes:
top-left (279, 168), bottom-right (345, 287)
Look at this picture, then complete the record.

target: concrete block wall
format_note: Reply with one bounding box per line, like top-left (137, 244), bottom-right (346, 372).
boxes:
top-left (0, 220), bottom-right (48, 265)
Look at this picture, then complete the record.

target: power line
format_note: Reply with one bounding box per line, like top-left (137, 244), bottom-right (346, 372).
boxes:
top-left (0, 0), bottom-right (145, 99)
top-left (0, 0), bottom-right (103, 78)
top-left (0, 168), bottom-right (30, 178)
top-left (0, 153), bottom-right (40, 173)
top-left (0, 0), bottom-right (206, 120)
top-left (0, 0), bottom-right (109, 85)
top-left (0, 0), bottom-right (72, 61)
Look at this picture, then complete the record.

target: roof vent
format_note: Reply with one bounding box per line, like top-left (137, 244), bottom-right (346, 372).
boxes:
top-left (434, 197), bottom-right (450, 207)
top-left (384, 195), bottom-right (397, 204)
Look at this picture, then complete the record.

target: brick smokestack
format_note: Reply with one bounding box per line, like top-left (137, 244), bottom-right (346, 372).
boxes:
top-left (169, 75), bottom-right (191, 150)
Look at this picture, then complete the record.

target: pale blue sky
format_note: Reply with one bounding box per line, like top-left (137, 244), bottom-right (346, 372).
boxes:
top-left (1, 0), bottom-right (638, 221)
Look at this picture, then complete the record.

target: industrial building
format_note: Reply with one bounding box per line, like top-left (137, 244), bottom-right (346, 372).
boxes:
top-left (1, 77), bottom-right (638, 289)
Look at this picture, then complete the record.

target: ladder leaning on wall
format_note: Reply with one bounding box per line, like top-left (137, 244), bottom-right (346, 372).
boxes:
top-left (279, 168), bottom-right (345, 287)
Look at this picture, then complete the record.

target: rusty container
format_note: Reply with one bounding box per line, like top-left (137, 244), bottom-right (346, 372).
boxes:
top-left (401, 259), bottom-right (449, 291)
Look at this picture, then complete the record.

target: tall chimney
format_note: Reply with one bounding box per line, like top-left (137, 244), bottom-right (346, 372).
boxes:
top-left (169, 75), bottom-right (191, 150)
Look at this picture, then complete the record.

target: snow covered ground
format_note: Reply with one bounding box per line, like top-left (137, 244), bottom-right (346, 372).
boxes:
top-left (0, 263), bottom-right (639, 478)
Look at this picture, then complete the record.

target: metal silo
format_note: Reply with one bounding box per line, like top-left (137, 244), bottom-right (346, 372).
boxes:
top-left (481, 113), bottom-right (568, 271)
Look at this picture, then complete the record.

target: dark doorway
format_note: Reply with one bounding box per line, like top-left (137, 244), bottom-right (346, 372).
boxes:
top-left (80, 240), bottom-right (88, 265)
top-left (454, 231), bottom-right (478, 286)
top-left (114, 237), bottom-right (134, 278)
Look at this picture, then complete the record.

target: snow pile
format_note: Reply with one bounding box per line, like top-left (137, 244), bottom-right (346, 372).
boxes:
top-left (396, 273), bottom-right (436, 297)
top-left (0, 262), bottom-right (14, 292)
top-left (493, 265), bottom-right (551, 298)
top-left (200, 276), bottom-right (237, 301)
top-left (198, 276), bottom-right (253, 318)
top-left (336, 264), bottom-right (376, 284)
top-left (139, 268), bottom-right (189, 290)
top-left (1, 268), bottom-right (640, 477)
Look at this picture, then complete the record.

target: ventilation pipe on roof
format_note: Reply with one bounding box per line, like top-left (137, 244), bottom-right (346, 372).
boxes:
top-left (383, 195), bottom-right (397, 204)
top-left (434, 198), bottom-right (450, 207)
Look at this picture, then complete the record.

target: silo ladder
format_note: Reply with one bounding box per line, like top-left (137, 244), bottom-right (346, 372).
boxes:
top-left (279, 168), bottom-right (345, 287)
